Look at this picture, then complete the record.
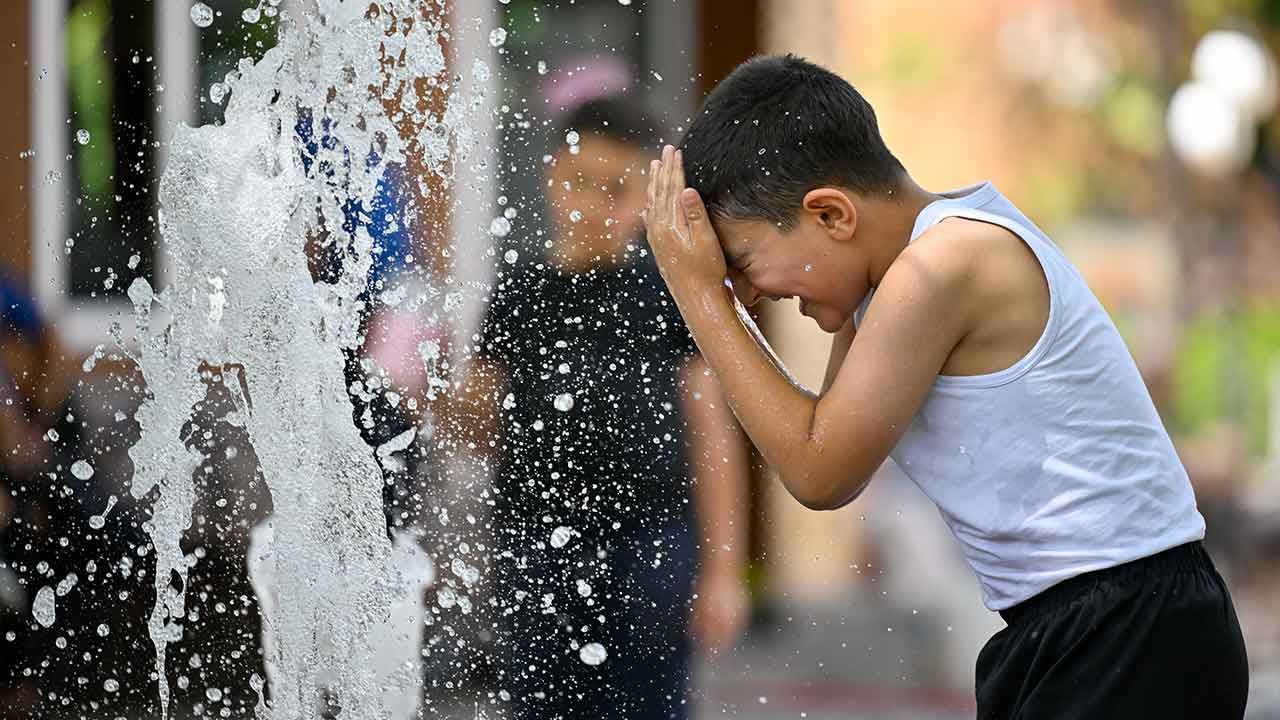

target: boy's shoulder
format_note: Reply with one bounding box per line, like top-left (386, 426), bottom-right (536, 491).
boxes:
top-left (884, 217), bottom-right (995, 301)
top-left (899, 215), bottom-right (1036, 289)
top-left (892, 216), bottom-right (1051, 375)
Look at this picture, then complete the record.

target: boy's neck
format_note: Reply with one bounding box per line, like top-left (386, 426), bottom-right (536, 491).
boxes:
top-left (861, 174), bottom-right (943, 289)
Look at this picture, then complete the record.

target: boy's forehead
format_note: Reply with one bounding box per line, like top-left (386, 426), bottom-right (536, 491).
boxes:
top-left (715, 217), bottom-right (776, 252)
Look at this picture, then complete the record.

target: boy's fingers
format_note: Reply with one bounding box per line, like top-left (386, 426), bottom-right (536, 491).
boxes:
top-left (647, 159), bottom-right (660, 219)
top-left (654, 147), bottom-right (668, 216)
top-left (681, 187), bottom-right (712, 240)
top-left (671, 150), bottom-right (692, 239)
top-left (670, 143), bottom-right (680, 203)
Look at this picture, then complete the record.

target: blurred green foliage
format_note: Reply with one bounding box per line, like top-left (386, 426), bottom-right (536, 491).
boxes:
top-left (1173, 302), bottom-right (1280, 457)
top-left (67, 0), bottom-right (114, 203)
top-left (1186, 0), bottom-right (1280, 31)
top-left (1099, 76), bottom-right (1164, 158)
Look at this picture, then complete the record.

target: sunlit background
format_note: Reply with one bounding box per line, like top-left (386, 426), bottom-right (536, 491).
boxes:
top-left (0, 1), bottom-right (1278, 718)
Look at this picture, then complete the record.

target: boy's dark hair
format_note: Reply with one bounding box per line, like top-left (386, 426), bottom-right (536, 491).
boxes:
top-left (554, 95), bottom-right (664, 154)
top-left (680, 54), bottom-right (904, 228)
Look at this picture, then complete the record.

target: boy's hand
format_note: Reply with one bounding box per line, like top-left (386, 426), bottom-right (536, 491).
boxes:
top-left (644, 145), bottom-right (727, 296)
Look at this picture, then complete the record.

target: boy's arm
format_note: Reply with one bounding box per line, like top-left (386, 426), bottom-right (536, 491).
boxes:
top-left (645, 147), bottom-right (969, 510)
top-left (682, 355), bottom-right (751, 653)
top-left (823, 318), bottom-right (856, 394)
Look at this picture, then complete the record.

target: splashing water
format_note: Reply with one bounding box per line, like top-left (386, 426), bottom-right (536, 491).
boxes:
top-left (550, 525), bottom-right (575, 549)
top-left (70, 459), bottom-right (94, 480)
top-left (32, 586), bottom-right (56, 628)
top-left (578, 642), bottom-right (608, 666)
top-left (88, 494), bottom-right (118, 530)
top-left (127, 2), bottom-right (483, 718)
top-left (189, 2), bottom-right (214, 28)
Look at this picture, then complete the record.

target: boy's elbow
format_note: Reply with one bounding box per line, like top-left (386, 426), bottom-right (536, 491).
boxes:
top-left (781, 467), bottom-right (866, 511)
top-left (793, 492), bottom-right (844, 512)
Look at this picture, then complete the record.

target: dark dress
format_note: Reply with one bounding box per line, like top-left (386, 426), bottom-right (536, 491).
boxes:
top-left (479, 251), bottom-right (700, 720)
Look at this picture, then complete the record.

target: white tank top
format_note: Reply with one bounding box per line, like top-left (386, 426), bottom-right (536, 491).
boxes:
top-left (856, 182), bottom-right (1205, 610)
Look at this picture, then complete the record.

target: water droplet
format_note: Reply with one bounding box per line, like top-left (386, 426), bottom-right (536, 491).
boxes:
top-left (490, 216), bottom-right (512, 238)
top-left (210, 82), bottom-right (227, 105)
top-left (565, 130), bottom-right (580, 146)
top-left (537, 60), bottom-right (548, 75)
top-left (190, 2), bottom-right (214, 28)
top-left (56, 573), bottom-right (77, 596)
top-left (651, 70), bottom-right (662, 81)
top-left (576, 580), bottom-right (592, 597)
top-left (579, 642), bottom-right (608, 665)
top-left (758, 696), bottom-right (768, 704)
top-left (502, 393), bottom-right (517, 410)
top-left (104, 679), bottom-right (119, 693)
top-left (532, 419), bottom-right (544, 431)
top-left (557, 363), bottom-right (570, 374)
top-left (44, 428), bottom-right (59, 442)
top-left (75, 129), bottom-right (90, 145)
top-left (451, 558), bottom-right (480, 587)
top-left (488, 28), bottom-right (507, 47)
top-left (206, 687), bottom-right (223, 702)
top-left (33, 586), bottom-right (56, 627)
top-left (89, 491), bottom-right (117, 527)
top-left (550, 526), bottom-right (574, 549)
top-left (97, 624), bottom-right (110, 637)
top-left (127, 277), bottom-right (154, 308)
top-left (242, 7), bottom-right (261, 23)
top-left (71, 460), bottom-right (94, 481)
top-left (553, 393), bottom-right (575, 412)
top-left (569, 210), bottom-right (583, 223)
top-left (127, 253), bottom-right (141, 270)
top-left (804, 264), bottom-right (813, 272)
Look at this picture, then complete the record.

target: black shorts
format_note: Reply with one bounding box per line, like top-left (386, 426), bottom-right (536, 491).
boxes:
top-left (976, 541), bottom-right (1249, 719)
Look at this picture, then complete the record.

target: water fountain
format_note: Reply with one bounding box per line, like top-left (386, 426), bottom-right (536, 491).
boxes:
top-left (124, 2), bottom-right (484, 717)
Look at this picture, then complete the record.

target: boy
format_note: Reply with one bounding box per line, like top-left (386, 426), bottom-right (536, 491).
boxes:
top-left (644, 55), bottom-right (1249, 718)
top-left (470, 96), bottom-right (750, 719)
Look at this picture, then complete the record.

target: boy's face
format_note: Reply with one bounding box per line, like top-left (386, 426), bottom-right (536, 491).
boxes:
top-left (716, 210), bottom-right (869, 333)
top-left (545, 135), bottom-right (649, 257)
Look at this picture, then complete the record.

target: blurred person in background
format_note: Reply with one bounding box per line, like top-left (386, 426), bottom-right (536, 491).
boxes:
top-left (460, 95), bottom-right (752, 719)
top-left (0, 270), bottom-right (66, 717)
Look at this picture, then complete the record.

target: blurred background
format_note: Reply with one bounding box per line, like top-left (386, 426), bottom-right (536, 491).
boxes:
top-left (1, 1), bottom-right (1279, 718)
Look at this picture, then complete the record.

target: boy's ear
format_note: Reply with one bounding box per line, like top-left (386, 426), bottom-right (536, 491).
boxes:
top-left (801, 187), bottom-right (857, 241)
